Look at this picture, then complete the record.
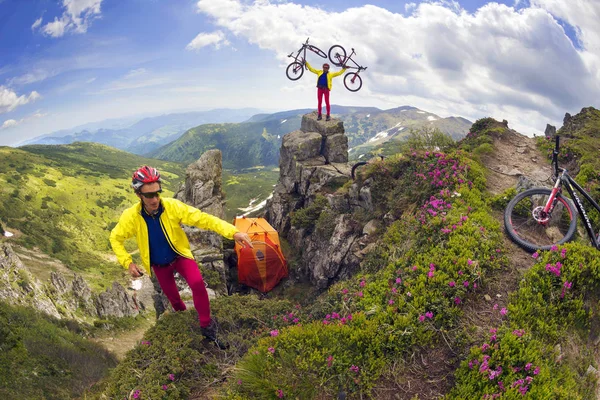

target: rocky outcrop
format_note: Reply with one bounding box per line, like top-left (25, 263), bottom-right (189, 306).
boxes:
top-left (560, 107), bottom-right (600, 137)
top-left (265, 112), bottom-right (377, 289)
top-left (96, 282), bottom-right (139, 318)
top-left (175, 149), bottom-right (229, 297)
top-left (0, 242), bottom-right (61, 318)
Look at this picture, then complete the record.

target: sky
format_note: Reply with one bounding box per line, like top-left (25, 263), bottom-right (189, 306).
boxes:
top-left (0, 0), bottom-right (599, 146)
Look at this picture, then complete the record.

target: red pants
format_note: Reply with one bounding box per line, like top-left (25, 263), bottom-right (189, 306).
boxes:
top-left (152, 257), bottom-right (211, 328)
top-left (317, 87), bottom-right (330, 116)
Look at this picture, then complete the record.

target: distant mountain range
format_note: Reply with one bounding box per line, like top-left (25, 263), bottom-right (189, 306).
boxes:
top-left (20, 105), bottom-right (472, 167)
top-left (150, 105), bottom-right (472, 167)
top-left (19, 108), bottom-right (264, 155)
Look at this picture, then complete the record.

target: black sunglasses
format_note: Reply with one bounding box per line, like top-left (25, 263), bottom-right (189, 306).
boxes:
top-left (139, 189), bottom-right (162, 199)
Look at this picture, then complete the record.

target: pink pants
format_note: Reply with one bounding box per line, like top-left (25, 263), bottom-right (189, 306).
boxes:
top-left (152, 257), bottom-right (211, 328)
top-left (317, 87), bottom-right (330, 116)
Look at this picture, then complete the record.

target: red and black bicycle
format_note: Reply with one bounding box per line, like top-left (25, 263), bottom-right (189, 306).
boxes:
top-left (328, 45), bottom-right (368, 92)
top-left (285, 38), bottom-right (327, 81)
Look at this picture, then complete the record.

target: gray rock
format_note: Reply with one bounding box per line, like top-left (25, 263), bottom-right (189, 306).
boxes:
top-left (96, 282), bottom-right (139, 318)
top-left (300, 112), bottom-right (345, 137)
top-left (281, 130), bottom-right (323, 163)
top-left (323, 133), bottom-right (348, 163)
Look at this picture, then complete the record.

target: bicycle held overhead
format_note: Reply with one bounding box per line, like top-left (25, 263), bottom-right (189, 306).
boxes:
top-left (328, 44), bottom-right (368, 92)
top-left (504, 135), bottom-right (600, 252)
top-left (285, 38), bottom-right (327, 81)
top-left (285, 39), bottom-right (368, 92)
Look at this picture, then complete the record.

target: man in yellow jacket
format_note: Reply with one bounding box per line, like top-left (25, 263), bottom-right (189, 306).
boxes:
top-left (110, 166), bottom-right (252, 349)
top-left (305, 61), bottom-right (346, 121)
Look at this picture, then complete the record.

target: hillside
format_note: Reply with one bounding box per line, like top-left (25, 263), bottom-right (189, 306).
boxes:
top-left (91, 107), bottom-right (600, 399)
top-left (0, 142), bottom-right (186, 290)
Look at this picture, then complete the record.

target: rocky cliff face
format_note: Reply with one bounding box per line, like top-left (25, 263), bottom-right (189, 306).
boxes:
top-left (265, 112), bottom-right (380, 289)
top-left (0, 242), bottom-right (142, 320)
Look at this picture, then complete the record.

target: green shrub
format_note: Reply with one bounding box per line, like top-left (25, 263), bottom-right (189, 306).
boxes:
top-left (290, 195), bottom-right (329, 231)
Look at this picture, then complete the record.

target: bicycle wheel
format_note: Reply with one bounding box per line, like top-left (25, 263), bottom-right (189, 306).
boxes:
top-left (504, 188), bottom-right (577, 252)
top-left (307, 45), bottom-right (327, 58)
top-left (286, 62), bottom-right (304, 81)
top-left (344, 72), bottom-right (363, 92)
top-left (351, 161), bottom-right (367, 180)
top-left (328, 45), bottom-right (346, 66)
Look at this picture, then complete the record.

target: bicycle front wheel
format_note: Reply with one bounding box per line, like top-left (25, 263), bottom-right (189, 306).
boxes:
top-left (328, 45), bottom-right (346, 66)
top-left (307, 45), bottom-right (327, 58)
top-left (286, 62), bottom-right (304, 81)
top-left (504, 188), bottom-right (577, 252)
top-left (344, 72), bottom-right (363, 92)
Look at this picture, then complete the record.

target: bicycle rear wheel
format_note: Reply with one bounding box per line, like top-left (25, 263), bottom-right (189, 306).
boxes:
top-left (351, 161), bottom-right (367, 180)
top-left (328, 45), bottom-right (346, 66)
top-left (286, 62), bottom-right (304, 81)
top-left (307, 45), bottom-right (327, 58)
top-left (504, 188), bottom-right (577, 252)
top-left (344, 72), bottom-right (363, 92)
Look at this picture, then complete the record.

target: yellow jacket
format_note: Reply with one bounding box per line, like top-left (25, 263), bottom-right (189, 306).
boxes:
top-left (109, 197), bottom-right (238, 276)
top-left (306, 61), bottom-right (346, 90)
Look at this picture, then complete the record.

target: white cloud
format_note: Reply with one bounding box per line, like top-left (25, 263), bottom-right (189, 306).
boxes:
top-left (0, 87), bottom-right (41, 113)
top-left (1, 112), bottom-right (47, 130)
top-left (186, 30), bottom-right (230, 50)
top-left (40, 0), bottom-right (103, 38)
top-left (1, 120), bottom-right (18, 129)
top-left (31, 17), bottom-right (43, 31)
top-left (194, 0), bottom-right (600, 134)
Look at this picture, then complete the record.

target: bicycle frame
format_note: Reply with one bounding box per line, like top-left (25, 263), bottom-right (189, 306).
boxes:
top-left (543, 136), bottom-right (600, 248)
top-left (333, 48), bottom-right (366, 72)
top-left (288, 38), bottom-right (325, 65)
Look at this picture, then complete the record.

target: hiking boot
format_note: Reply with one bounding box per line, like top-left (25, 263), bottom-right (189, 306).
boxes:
top-left (317, 114), bottom-right (322, 121)
top-left (201, 319), bottom-right (229, 350)
top-left (326, 115), bottom-right (331, 121)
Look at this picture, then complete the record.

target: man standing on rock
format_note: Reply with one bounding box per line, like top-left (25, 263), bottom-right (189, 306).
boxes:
top-left (305, 61), bottom-right (346, 121)
top-left (110, 166), bottom-right (252, 349)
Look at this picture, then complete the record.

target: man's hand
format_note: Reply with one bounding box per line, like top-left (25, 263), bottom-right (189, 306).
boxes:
top-left (128, 263), bottom-right (144, 278)
top-left (233, 232), bottom-right (254, 248)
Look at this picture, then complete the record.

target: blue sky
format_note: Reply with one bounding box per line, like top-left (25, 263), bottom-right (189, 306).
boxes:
top-left (0, 0), bottom-right (598, 146)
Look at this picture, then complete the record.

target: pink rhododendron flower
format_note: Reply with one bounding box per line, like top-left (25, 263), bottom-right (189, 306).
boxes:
top-left (277, 389), bottom-right (284, 398)
top-left (359, 280), bottom-right (366, 288)
top-left (425, 311), bottom-right (433, 319)
top-left (418, 315), bottom-right (425, 322)
top-left (327, 355), bottom-right (334, 367)
top-left (268, 347), bottom-right (275, 354)
top-left (395, 277), bottom-right (402, 284)
top-left (356, 291), bottom-right (363, 297)
top-left (532, 252), bottom-right (539, 259)
top-left (388, 299), bottom-right (394, 305)
top-left (168, 374), bottom-right (175, 381)
top-left (350, 365), bottom-right (360, 373)
top-left (270, 330), bottom-right (279, 337)
top-left (341, 288), bottom-right (348, 294)
top-left (500, 308), bottom-right (507, 316)
top-left (449, 281), bottom-right (456, 287)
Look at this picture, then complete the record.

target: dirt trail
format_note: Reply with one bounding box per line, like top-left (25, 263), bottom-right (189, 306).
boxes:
top-left (480, 128), bottom-right (551, 195)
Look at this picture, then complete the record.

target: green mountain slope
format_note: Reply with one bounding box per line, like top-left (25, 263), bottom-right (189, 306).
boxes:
top-left (149, 119), bottom-right (300, 168)
top-left (0, 142), bottom-right (186, 289)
